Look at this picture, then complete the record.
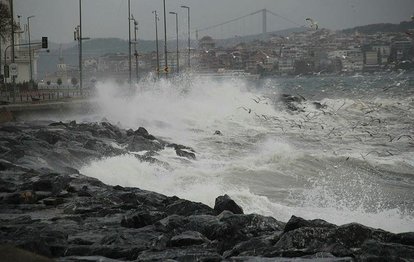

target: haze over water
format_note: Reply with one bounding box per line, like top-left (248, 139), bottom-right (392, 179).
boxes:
top-left (68, 72), bottom-right (414, 234)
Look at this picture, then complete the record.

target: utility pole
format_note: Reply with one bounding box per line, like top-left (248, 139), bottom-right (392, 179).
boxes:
top-left (152, 10), bottom-right (160, 78)
top-left (163, 0), bottom-right (168, 77)
top-left (27, 15), bottom-right (35, 83)
top-left (10, 0), bottom-right (15, 65)
top-left (128, 0), bottom-right (132, 86)
top-left (10, 0), bottom-right (16, 102)
top-left (169, 12), bottom-right (179, 74)
top-left (181, 6), bottom-right (190, 70)
top-left (79, 0), bottom-right (83, 95)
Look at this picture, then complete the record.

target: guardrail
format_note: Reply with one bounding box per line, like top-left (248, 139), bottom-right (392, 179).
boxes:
top-left (0, 89), bottom-right (93, 105)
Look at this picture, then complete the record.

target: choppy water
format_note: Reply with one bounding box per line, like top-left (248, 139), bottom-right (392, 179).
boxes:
top-left (75, 72), bottom-right (414, 233)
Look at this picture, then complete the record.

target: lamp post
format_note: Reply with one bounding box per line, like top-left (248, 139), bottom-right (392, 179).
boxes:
top-left (27, 15), bottom-right (35, 83)
top-left (79, 0), bottom-right (83, 94)
top-left (152, 10), bottom-right (160, 78)
top-left (163, 0), bottom-right (168, 77)
top-left (128, 0), bottom-right (132, 86)
top-left (180, 5), bottom-right (190, 70)
top-left (132, 17), bottom-right (139, 82)
top-left (169, 11), bottom-right (179, 74)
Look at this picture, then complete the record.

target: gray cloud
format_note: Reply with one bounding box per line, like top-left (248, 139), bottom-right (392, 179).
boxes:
top-left (14, 0), bottom-right (414, 43)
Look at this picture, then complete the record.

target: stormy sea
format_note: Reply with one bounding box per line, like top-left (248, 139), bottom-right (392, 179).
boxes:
top-left (27, 72), bottom-right (414, 232)
top-left (2, 72), bottom-right (414, 261)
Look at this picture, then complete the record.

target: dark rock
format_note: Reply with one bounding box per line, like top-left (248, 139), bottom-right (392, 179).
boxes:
top-left (155, 215), bottom-right (190, 232)
top-left (35, 130), bottom-right (65, 145)
top-left (313, 101), bottom-right (327, 109)
top-left (284, 215), bottom-right (336, 233)
top-left (175, 148), bottom-right (196, 159)
top-left (332, 223), bottom-right (374, 248)
top-left (134, 127), bottom-right (156, 140)
top-left (166, 143), bottom-right (197, 159)
top-left (388, 232), bottom-right (414, 246)
top-left (48, 121), bottom-right (68, 127)
top-left (214, 194), bottom-right (244, 215)
top-left (214, 130), bottom-right (223, 136)
top-left (137, 247), bottom-right (222, 261)
top-left (42, 197), bottom-right (65, 206)
top-left (358, 240), bottom-right (414, 260)
top-left (281, 94), bottom-right (305, 103)
top-left (0, 121), bottom-right (413, 262)
top-left (0, 126), bottom-right (21, 133)
top-left (127, 135), bottom-right (164, 152)
top-left (164, 199), bottom-right (215, 216)
top-left (121, 210), bottom-right (167, 228)
top-left (269, 227), bottom-right (337, 257)
top-left (135, 127), bottom-right (150, 137)
top-left (223, 235), bottom-right (277, 258)
top-left (32, 179), bottom-right (54, 192)
top-left (168, 231), bottom-right (210, 247)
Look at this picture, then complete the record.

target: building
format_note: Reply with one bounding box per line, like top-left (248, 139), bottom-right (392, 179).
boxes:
top-left (1, 0), bottom-right (40, 85)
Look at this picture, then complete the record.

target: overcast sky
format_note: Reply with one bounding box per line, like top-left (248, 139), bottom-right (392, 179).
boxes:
top-left (14, 0), bottom-right (414, 43)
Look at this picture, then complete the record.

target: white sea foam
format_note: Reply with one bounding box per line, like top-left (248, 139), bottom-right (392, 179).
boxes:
top-left (80, 76), bottom-right (414, 234)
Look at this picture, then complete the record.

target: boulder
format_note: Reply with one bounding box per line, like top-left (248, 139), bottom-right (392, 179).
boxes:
top-left (214, 194), bottom-right (244, 215)
top-left (168, 231), bottom-right (210, 247)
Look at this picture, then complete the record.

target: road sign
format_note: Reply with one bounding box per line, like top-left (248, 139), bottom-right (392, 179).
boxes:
top-left (9, 63), bottom-right (18, 76)
top-left (164, 67), bottom-right (169, 73)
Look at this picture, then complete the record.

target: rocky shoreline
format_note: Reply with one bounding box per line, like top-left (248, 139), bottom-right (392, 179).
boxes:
top-left (0, 121), bottom-right (413, 261)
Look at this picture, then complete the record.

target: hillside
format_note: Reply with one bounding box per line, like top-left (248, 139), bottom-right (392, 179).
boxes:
top-left (342, 20), bottom-right (414, 34)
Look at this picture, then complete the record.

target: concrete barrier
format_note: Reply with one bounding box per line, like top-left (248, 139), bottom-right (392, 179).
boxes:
top-left (0, 107), bottom-right (14, 123)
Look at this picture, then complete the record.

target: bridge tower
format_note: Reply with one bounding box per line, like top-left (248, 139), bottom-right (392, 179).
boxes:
top-left (262, 9), bottom-right (267, 39)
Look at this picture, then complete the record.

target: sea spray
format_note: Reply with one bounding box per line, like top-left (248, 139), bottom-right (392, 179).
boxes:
top-left (80, 75), bottom-right (414, 233)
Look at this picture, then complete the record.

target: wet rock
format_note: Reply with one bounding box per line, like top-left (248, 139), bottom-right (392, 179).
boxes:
top-left (0, 121), bottom-right (413, 261)
top-left (280, 94), bottom-right (306, 112)
top-left (121, 210), bottom-right (167, 228)
top-left (134, 127), bottom-right (156, 140)
top-left (313, 101), bottom-right (327, 109)
top-left (358, 240), bottom-right (414, 261)
top-left (389, 232), bottom-right (414, 246)
top-left (42, 197), bottom-right (65, 206)
top-left (164, 199), bottom-right (215, 216)
top-left (137, 247), bottom-right (222, 261)
top-left (127, 135), bottom-right (164, 152)
top-left (175, 148), bottom-right (196, 159)
top-left (214, 130), bottom-right (223, 136)
top-left (167, 143), bottom-right (196, 159)
top-left (214, 194), bottom-right (244, 215)
top-left (168, 231), bottom-right (210, 247)
top-left (284, 215), bottom-right (336, 233)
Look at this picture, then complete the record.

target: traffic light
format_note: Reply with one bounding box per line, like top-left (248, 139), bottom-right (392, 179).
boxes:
top-left (42, 37), bottom-right (48, 49)
top-left (4, 65), bottom-right (9, 78)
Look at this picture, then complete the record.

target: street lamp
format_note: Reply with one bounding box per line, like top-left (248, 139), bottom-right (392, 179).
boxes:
top-left (180, 5), bottom-right (190, 69)
top-left (27, 15), bottom-right (35, 83)
top-left (163, 0), bottom-right (168, 77)
top-left (131, 16), bottom-right (139, 82)
top-left (152, 10), bottom-right (160, 78)
top-left (79, 0), bottom-right (83, 94)
top-left (128, 0), bottom-right (132, 86)
top-left (169, 11), bottom-right (179, 74)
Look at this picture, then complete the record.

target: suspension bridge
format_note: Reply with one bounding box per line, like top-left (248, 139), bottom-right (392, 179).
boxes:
top-left (195, 8), bottom-right (302, 40)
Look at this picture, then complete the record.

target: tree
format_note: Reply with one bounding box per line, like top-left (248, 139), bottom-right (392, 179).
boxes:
top-left (71, 77), bottom-right (78, 86)
top-left (0, 2), bottom-right (16, 41)
top-left (57, 78), bottom-right (62, 86)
